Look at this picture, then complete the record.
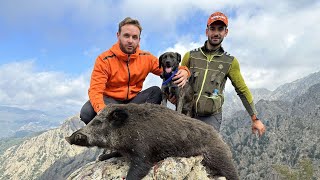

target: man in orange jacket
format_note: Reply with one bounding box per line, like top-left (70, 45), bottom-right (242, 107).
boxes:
top-left (80, 17), bottom-right (190, 124)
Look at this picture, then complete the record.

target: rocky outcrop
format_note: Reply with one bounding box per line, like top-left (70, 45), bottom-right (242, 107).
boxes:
top-left (67, 156), bottom-right (226, 180)
top-left (0, 115), bottom-right (228, 180)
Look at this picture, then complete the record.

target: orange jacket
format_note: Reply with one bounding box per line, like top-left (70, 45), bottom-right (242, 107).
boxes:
top-left (88, 41), bottom-right (190, 113)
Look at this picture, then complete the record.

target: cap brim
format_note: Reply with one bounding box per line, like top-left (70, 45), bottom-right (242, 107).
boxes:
top-left (208, 19), bottom-right (227, 26)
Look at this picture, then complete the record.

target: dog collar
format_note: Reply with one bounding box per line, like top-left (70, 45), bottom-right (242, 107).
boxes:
top-left (162, 69), bottom-right (178, 86)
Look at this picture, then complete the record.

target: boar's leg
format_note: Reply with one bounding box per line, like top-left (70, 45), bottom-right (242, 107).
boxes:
top-left (126, 156), bottom-right (153, 180)
top-left (98, 150), bottom-right (122, 161)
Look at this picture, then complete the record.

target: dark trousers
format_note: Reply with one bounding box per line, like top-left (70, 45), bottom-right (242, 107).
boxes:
top-left (194, 112), bottom-right (222, 132)
top-left (80, 86), bottom-right (162, 124)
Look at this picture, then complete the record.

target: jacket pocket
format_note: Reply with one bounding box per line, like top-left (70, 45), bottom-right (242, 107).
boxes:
top-left (196, 94), bottom-right (224, 116)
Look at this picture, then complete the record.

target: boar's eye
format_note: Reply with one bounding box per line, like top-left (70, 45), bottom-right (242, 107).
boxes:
top-left (74, 133), bottom-right (89, 146)
top-left (91, 120), bottom-right (102, 126)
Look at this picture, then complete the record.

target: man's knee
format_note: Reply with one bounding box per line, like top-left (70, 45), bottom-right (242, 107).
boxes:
top-left (80, 100), bottom-right (96, 124)
top-left (150, 86), bottom-right (162, 104)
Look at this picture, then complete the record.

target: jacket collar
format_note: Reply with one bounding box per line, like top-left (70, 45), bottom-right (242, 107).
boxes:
top-left (110, 41), bottom-right (140, 62)
top-left (201, 41), bottom-right (225, 55)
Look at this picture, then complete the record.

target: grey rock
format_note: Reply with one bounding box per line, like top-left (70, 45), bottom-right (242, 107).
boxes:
top-left (67, 156), bottom-right (226, 180)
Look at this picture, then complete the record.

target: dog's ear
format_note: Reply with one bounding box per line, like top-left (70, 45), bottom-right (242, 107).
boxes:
top-left (159, 54), bottom-right (164, 69)
top-left (176, 52), bottom-right (181, 63)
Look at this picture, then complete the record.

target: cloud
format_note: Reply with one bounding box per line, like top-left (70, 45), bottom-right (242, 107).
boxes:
top-left (0, 0), bottom-right (265, 34)
top-left (0, 0), bottom-right (116, 28)
top-left (0, 61), bottom-right (90, 116)
top-left (0, 0), bottom-right (319, 115)
top-left (221, 1), bottom-right (320, 90)
top-left (148, 0), bottom-right (320, 91)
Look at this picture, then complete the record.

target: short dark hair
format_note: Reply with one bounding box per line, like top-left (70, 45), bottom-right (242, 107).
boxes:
top-left (118, 17), bottom-right (142, 35)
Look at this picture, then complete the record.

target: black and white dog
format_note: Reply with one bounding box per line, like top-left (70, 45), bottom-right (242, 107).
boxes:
top-left (159, 52), bottom-right (194, 117)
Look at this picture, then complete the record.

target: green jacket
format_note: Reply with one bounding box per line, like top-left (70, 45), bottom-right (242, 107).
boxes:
top-left (182, 41), bottom-right (257, 116)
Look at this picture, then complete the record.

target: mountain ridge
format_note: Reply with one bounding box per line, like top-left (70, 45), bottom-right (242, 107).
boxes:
top-left (0, 71), bottom-right (319, 179)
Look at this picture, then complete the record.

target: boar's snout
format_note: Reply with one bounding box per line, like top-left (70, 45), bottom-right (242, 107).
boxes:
top-left (65, 136), bottom-right (72, 144)
top-left (65, 133), bottom-right (89, 146)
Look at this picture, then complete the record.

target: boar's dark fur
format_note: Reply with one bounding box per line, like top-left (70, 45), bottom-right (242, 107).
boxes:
top-left (66, 103), bottom-right (239, 180)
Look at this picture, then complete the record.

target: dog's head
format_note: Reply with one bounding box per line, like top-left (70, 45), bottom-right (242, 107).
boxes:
top-left (159, 52), bottom-right (181, 74)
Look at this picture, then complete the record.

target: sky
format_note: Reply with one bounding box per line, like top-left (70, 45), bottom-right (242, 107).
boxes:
top-left (0, 0), bottom-right (319, 118)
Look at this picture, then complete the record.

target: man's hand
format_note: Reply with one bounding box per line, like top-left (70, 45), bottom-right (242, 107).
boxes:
top-left (251, 115), bottom-right (266, 137)
top-left (173, 69), bottom-right (188, 87)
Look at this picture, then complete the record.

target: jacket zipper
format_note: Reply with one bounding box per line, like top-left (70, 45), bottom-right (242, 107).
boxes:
top-left (195, 49), bottom-right (221, 114)
top-left (126, 55), bottom-right (131, 100)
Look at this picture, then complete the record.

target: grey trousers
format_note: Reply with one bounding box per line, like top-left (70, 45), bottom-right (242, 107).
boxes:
top-left (80, 86), bottom-right (162, 124)
top-left (194, 112), bottom-right (222, 132)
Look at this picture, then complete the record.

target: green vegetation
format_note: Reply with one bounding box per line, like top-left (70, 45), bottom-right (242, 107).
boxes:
top-left (0, 131), bottom-right (44, 155)
top-left (0, 137), bottom-right (26, 155)
top-left (272, 158), bottom-right (314, 180)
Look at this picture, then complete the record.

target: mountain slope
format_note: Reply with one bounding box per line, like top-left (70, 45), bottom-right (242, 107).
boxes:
top-left (0, 116), bottom-right (102, 180)
top-left (221, 83), bottom-right (320, 179)
top-left (0, 106), bottom-right (64, 138)
top-left (269, 71), bottom-right (320, 102)
top-left (222, 71), bottom-right (320, 119)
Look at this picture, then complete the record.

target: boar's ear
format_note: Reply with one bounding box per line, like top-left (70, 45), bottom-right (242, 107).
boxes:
top-left (108, 108), bottom-right (129, 128)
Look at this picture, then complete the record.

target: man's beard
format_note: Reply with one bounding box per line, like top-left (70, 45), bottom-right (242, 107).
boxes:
top-left (119, 42), bottom-right (136, 54)
top-left (208, 37), bottom-right (224, 47)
